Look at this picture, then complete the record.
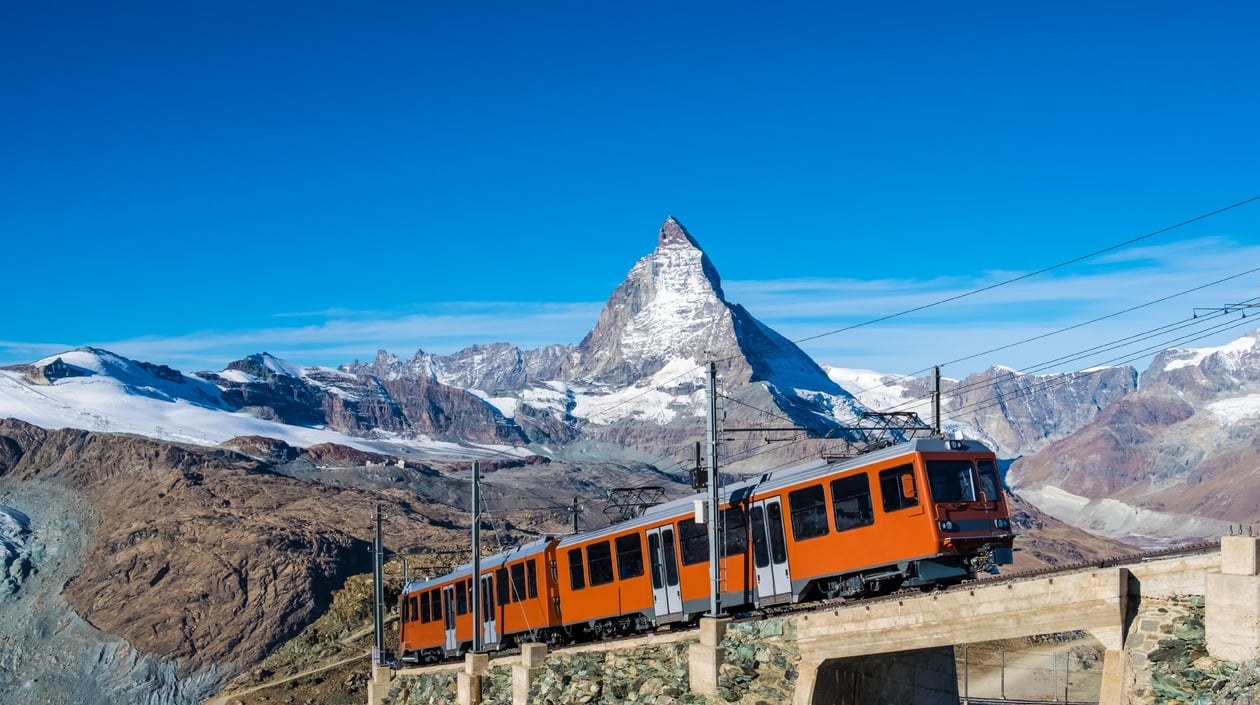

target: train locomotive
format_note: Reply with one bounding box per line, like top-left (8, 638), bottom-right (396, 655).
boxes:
top-left (398, 437), bottom-right (1015, 663)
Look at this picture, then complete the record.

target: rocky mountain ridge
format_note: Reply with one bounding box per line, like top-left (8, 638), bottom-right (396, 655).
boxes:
top-left (0, 218), bottom-right (1149, 473)
top-left (1009, 331), bottom-right (1260, 543)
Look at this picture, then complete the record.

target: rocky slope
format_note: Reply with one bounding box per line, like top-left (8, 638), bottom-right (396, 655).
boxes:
top-left (199, 353), bottom-right (527, 445)
top-left (827, 364), bottom-right (1138, 459)
top-left (1009, 330), bottom-right (1260, 544)
top-left (0, 419), bottom-right (580, 705)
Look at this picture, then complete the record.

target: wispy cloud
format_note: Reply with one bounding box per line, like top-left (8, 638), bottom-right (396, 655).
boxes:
top-left (0, 303), bottom-right (603, 372)
top-left (725, 237), bottom-right (1260, 374)
top-left (3, 238), bottom-right (1256, 378)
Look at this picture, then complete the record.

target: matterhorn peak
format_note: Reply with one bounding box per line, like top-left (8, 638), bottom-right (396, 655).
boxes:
top-left (658, 216), bottom-right (702, 250)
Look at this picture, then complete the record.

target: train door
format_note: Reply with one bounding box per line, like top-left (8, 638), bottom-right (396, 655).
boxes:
top-left (749, 498), bottom-right (792, 605)
top-left (647, 525), bottom-right (683, 621)
top-left (480, 574), bottom-right (500, 648)
top-left (442, 585), bottom-right (457, 653)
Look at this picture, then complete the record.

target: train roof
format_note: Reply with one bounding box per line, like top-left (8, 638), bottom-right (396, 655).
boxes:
top-left (402, 535), bottom-right (555, 594)
top-left (556, 436), bottom-right (993, 546)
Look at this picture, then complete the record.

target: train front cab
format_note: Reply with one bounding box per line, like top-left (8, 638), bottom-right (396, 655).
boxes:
top-left (399, 572), bottom-right (464, 664)
top-left (918, 440), bottom-right (1015, 580)
top-left (763, 438), bottom-right (1015, 602)
top-left (398, 538), bottom-right (561, 663)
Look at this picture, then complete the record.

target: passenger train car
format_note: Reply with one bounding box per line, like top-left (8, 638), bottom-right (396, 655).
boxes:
top-left (397, 437), bottom-right (1014, 663)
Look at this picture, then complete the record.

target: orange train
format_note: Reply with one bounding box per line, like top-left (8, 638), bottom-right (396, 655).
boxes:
top-left (398, 437), bottom-right (1015, 663)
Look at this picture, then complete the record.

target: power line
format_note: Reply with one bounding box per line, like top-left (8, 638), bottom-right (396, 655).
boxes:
top-left (780, 194), bottom-right (1260, 353)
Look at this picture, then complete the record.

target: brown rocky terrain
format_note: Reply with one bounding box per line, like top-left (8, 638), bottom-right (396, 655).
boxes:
top-left (1007, 331), bottom-right (1260, 542)
top-left (0, 418), bottom-right (577, 704)
top-left (1003, 492), bottom-right (1138, 572)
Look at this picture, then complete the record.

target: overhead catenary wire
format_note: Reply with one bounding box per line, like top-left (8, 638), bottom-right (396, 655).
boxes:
top-left (877, 303), bottom-right (1257, 420)
top-left (842, 264), bottom-right (1260, 400)
top-left (770, 194), bottom-right (1260, 357)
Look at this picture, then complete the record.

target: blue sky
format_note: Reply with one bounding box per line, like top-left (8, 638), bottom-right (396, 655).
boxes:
top-left (3, 1), bottom-right (1259, 378)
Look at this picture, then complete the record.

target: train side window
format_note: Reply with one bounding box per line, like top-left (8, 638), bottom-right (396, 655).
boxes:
top-left (496, 567), bottom-right (510, 606)
top-left (588, 541), bottom-right (614, 586)
top-left (408, 595), bottom-right (418, 624)
top-left (430, 589), bottom-right (443, 622)
top-left (832, 474), bottom-right (874, 531)
top-left (722, 506), bottom-right (747, 555)
top-left (483, 576), bottom-right (495, 610)
top-left (456, 581), bottom-right (468, 615)
top-left (648, 533), bottom-right (664, 589)
top-left (615, 534), bottom-right (645, 580)
top-left (526, 560), bottom-right (538, 599)
top-left (419, 591), bottom-right (431, 624)
top-left (977, 459), bottom-right (1000, 502)
top-left (510, 563), bottom-right (527, 603)
top-left (567, 548), bottom-right (586, 590)
top-left (678, 518), bottom-right (709, 566)
top-left (750, 506), bottom-right (770, 568)
top-left (878, 464), bottom-right (919, 512)
top-left (766, 501), bottom-right (788, 564)
top-left (789, 484), bottom-right (830, 540)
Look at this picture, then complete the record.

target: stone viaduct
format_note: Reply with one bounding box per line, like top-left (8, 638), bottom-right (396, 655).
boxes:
top-left (368, 535), bottom-right (1260, 704)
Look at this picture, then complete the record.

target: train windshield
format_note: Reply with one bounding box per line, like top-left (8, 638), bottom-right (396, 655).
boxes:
top-left (925, 459), bottom-right (979, 503)
top-left (976, 459), bottom-right (1001, 503)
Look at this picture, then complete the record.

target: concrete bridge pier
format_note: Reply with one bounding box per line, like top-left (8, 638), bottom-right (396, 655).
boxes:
top-left (512, 643), bottom-right (547, 705)
top-left (688, 617), bottom-right (730, 697)
top-left (457, 651), bottom-right (488, 705)
top-left (366, 664), bottom-right (392, 705)
top-left (1207, 535), bottom-right (1260, 661)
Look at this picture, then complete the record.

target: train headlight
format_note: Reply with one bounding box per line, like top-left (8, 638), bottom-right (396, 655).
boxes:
top-left (939, 520), bottom-right (956, 532)
top-left (993, 518), bottom-right (1010, 530)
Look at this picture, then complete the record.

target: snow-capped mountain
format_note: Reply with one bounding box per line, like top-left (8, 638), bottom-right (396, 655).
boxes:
top-left (0, 349), bottom-right (527, 460)
top-left (1009, 330), bottom-right (1260, 545)
top-left (559, 218), bottom-right (863, 431)
top-left (0, 217), bottom-right (1147, 473)
top-left (340, 217), bottom-right (874, 467)
top-left (826, 364), bottom-right (1138, 458)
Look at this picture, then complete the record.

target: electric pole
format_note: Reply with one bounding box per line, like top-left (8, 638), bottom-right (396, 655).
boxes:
top-left (471, 461), bottom-right (482, 653)
top-left (372, 504), bottom-right (384, 664)
top-left (705, 361), bottom-right (722, 617)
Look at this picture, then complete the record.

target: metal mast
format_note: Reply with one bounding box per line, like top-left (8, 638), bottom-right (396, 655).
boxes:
top-left (372, 504), bottom-right (384, 662)
top-left (705, 361), bottom-right (722, 616)
top-left (471, 461), bottom-right (483, 653)
top-left (932, 365), bottom-right (942, 437)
